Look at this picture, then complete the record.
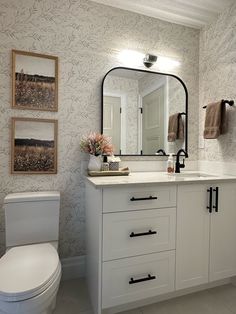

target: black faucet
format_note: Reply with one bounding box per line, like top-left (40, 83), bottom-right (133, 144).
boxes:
top-left (175, 149), bottom-right (188, 173)
top-left (156, 149), bottom-right (167, 156)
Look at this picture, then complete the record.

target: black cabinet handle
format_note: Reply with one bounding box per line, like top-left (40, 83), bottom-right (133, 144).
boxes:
top-left (129, 274), bottom-right (156, 285)
top-left (130, 196), bottom-right (157, 202)
top-left (207, 187), bottom-right (213, 213)
top-left (130, 230), bottom-right (157, 238)
top-left (213, 187), bottom-right (219, 212)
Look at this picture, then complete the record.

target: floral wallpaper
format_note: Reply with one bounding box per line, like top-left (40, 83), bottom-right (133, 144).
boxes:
top-left (199, 2), bottom-right (236, 162)
top-left (0, 0), bottom-right (199, 258)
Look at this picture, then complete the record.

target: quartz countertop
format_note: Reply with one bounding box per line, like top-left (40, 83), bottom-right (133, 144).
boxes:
top-left (85, 171), bottom-right (236, 188)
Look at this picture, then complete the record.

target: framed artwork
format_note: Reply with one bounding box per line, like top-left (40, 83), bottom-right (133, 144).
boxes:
top-left (11, 117), bottom-right (58, 174)
top-left (12, 50), bottom-right (58, 111)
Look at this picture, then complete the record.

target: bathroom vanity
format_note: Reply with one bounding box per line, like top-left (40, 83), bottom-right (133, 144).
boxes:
top-left (85, 172), bottom-right (236, 314)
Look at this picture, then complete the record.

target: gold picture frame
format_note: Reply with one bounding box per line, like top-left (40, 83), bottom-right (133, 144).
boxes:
top-left (12, 50), bottom-right (58, 111)
top-left (11, 117), bottom-right (58, 174)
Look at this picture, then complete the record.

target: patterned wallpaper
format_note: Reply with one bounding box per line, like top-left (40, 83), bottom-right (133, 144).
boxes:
top-left (199, 2), bottom-right (236, 162)
top-left (0, 0), bottom-right (199, 258)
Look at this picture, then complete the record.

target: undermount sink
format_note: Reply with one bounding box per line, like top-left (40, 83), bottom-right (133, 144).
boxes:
top-left (172, 172), bottom-right (217, 179)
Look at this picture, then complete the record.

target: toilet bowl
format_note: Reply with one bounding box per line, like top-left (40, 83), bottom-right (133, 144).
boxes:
top-left (0, 244), bottom-right (61, 314)
top-left (0, 192), bottom-right (61, 314)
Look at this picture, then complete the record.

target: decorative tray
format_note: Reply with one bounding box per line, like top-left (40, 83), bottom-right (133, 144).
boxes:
top-left (88, 167), bottom-right (130, 177)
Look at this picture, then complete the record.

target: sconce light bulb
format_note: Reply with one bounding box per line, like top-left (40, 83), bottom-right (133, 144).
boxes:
top-left (118, 50), bottom-right (144, 66)
top-left (156, 56), bottom-right (180, 69)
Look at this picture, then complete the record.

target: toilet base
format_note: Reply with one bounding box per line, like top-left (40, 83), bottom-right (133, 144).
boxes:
top-left (42, 294), bottom-right (57, 314)
top-left (0, 291), bottom-right (58, 314)
top-left (0, 268), bottom-right (61, 314)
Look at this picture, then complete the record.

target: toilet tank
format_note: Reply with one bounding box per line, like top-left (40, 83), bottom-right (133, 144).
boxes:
top-left (4, 191), bottom-right (60, 248)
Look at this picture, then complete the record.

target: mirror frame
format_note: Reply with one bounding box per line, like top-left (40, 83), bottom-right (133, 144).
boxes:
top-left (101, 66), bottom-right (188, 156)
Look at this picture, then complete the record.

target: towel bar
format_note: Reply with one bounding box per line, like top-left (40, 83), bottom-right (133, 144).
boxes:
top-left (203, 99), bottom-right (234, 109)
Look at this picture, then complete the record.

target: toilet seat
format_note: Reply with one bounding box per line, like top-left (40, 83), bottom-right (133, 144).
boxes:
top-left (0, 243), bottom-right (61, 302)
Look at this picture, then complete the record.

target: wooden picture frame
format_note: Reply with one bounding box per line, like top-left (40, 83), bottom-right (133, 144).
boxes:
top-left (11, 117), bottom-right (58, 174)
top-left (12, 50), bottom-right (58, 111)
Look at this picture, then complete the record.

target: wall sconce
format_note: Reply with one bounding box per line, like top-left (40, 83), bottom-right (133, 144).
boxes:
top-left (118, 49), bottom-right (180, 70)
top-left (143, 54), bottom-right (157, 68)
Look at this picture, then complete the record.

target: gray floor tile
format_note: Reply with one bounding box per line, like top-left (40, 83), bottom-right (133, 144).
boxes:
top-left (142, 288), bottom-right (234, 314)
top-left (207, 284), bottom-right (236, 313)
top-left (54, 279), bottom-right (236, 314)
top-left (118, 309), bottom-right (143, 314)
top-left (54, 278), bottom-right (91, 314)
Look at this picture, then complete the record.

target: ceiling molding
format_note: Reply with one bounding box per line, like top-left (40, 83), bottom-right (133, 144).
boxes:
top-left (90, 0), bottom-right (234, 29)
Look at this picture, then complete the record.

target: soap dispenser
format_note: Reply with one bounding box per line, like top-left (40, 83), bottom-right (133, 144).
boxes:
top-left (101, 155), bottom-right (109, 171)
top-left (167, 154), bottom-right (174, 174)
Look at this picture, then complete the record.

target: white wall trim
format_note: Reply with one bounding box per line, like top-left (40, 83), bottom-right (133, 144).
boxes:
top-left (61, 255), bottom-right (86, 281)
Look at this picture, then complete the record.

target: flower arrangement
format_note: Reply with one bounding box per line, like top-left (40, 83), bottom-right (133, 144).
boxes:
top-left (80, 132), bottom-right (113, 156)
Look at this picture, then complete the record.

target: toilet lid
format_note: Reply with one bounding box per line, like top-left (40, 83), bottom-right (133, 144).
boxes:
top-left (0, 243), bottom-right (61, 301)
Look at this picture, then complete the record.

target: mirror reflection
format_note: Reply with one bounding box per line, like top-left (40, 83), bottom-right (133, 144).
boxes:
top-left (102, 68), bottom-right (187, 155)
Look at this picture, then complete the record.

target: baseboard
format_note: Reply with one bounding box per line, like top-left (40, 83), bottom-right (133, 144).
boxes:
top-left (61, 255), bottom-right (85, 281)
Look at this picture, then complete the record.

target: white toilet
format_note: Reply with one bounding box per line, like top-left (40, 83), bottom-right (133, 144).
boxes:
top-left (0, 191), bottom-right (61, 314)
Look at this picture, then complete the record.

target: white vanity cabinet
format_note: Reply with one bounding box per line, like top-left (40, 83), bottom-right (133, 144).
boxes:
top-left (176, 182), bottom-right (236, 290)
top-left (86, 175), bottom-right (236, 314)
top-left (86, 182), bottom-right (177, 314)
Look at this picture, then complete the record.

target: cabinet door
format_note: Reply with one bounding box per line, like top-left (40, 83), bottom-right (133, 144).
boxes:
top-left (176, 184), bottom-right (210, 290)
top-left (210, 182), bottom-right (236, 281)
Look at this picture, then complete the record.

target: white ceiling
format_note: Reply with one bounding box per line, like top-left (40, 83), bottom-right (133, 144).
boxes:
top-left (91, 0), bottom-right (234, 29)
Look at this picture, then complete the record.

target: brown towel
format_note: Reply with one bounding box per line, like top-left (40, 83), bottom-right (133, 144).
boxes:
top-left (168, 113), bottom-right (184, 142)
top-left (203, 101), bottom-right (227, 139)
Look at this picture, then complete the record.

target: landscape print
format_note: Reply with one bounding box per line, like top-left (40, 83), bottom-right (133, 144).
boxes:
top-left (12, 118), bottom-right (57, 174)
top-left (12, 50), bottom-right (58, 111)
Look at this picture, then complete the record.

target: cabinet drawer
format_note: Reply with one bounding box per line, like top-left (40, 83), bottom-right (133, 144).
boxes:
top-left (103, 208), bottom-right (176, 261)
top-left (102, 251), bottom-right (175, 309)
top-left (103, 185), bottom-right (176, 213)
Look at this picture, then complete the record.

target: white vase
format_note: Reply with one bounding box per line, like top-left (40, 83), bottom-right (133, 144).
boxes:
top-left (88, 154), bottom-right (102, 171)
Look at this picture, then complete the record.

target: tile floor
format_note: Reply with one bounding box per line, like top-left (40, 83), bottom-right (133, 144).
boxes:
top-left (54, 279), bottom-right (236, 314)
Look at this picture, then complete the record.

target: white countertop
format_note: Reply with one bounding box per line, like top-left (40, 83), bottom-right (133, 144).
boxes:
top-left (86, 171), bottom-right (236, 188)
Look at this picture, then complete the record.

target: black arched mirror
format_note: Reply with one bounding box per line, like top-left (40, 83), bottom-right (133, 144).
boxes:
top-left (102, 67), bottom-right (188, 156)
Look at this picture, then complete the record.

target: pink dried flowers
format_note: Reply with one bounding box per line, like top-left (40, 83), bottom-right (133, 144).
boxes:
top-left (80, 132), bottom-right (113, 156)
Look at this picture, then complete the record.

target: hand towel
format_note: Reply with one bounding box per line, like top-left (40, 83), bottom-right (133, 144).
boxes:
top-left (203, 101), bottom-right (227, 139)
top-left (168, 113), bottom-right (184, 142)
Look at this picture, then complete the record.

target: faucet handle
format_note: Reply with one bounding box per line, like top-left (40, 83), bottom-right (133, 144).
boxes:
top-left (180, 158), bottom-right (185, 169)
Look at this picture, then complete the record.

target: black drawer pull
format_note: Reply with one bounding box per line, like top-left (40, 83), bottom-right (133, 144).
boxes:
top-left (207, 187), bottom-right (213, 213)
top-left (130, 230), bottom-right (157, 238)
top-left (130, 196), bottom-right (157, 202)
top-left (213, 187), bottom-right (219, 212)
top-left (129, 274), bottom-right (156, 285)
